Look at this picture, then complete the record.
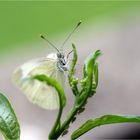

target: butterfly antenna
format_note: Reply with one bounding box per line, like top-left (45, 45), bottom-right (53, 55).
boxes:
top-left (40, 34), bottom-right (60, 53)
top-left (61, 21), bottom-right (82, 51)
top-left (67, 50), bottom-right (73, 59)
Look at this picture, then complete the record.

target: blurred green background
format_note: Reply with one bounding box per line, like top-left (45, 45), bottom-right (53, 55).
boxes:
top-left (0, 1), bottom-right (140, 56)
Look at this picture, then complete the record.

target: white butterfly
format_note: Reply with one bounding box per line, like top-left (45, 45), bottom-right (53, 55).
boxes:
top-left (13, 21), bottom-right (81, 110)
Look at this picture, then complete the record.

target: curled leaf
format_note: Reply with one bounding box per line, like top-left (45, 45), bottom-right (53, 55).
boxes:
top-left (33, 74), bottom-right (66, 108)
top-left (78, 50), bottom-right (101, 105)
top-left (84, 50), bottom-right (101, 79)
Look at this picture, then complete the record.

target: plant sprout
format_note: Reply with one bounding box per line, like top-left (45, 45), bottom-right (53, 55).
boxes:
top-left (33, 44), bottom-right (140, 140)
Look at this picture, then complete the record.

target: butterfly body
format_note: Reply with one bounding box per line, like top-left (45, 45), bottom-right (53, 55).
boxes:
top-left (13, 21), bottom-right (81, 110)
top-left (13, 53), bottom-right (68, 110)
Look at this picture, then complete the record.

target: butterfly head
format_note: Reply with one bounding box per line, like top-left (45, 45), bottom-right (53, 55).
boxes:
top-left (40, 21), bottom-right (82, 72)
top-left (57, 52), bottom-right (67, 72)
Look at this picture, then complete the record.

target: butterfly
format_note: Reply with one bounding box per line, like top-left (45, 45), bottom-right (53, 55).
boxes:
top-left (12, 21), bottom-right (81, 110)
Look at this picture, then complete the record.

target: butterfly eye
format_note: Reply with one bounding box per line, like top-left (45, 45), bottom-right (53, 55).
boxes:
top-left (60, 59), bottom-right (66, 65)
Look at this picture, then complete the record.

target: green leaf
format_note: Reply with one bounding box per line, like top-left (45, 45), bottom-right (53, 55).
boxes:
top-left (83, 50), bottom-right (101, 89)
top-left (84, 50), bottom-right (101, 77)
top-left (93, 62), bottom-right (99, 88)
top-left (0, 92), bottom-right (20, 140)
top-left (69, 44), bottom-right (78, 76)
top-left (33, 74), bottom-right (66, 108)
top-left (71, 114), bottom-right (140, 140)
top-left (68, 43), bottom-right (79, 96)
top-left (78, 50), bottom-right (101, 105)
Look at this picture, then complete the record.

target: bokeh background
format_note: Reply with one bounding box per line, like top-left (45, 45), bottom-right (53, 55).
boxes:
top-left (0, 1), bottom-right (140, 139)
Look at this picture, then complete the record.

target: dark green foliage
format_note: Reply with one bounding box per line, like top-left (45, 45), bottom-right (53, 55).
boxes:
top-left (0, 92), bottom-right (20, 140)
top-left (71, 115), bottom-right (140, 140)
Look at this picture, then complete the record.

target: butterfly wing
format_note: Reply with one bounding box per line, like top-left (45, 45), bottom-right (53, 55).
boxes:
top-left (13, 56), bottom-right (65, 110)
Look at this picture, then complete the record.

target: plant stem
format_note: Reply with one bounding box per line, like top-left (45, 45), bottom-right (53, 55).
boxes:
top-left (53, 97), bottom-right (86, 139)
top-left (61, 107), bottom-right (77, 131)
top-left (53, 105), bottom-right (78, 139)
top-left (33, 75), bottom-right (66, 139)
top-left (48, 106), bottom-right (63, 140)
